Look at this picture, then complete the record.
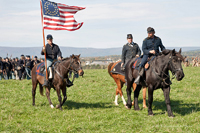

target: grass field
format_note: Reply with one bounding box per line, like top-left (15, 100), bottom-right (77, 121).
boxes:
top-left (0, 67), bottom-right (200, 132)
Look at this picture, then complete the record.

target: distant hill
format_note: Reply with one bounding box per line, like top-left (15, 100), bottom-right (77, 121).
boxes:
top-left (0, 46), bottom-right (200, 58)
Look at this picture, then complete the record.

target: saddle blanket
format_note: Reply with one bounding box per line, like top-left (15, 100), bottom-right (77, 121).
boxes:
top-left (110, 61), bottom-right (125, 76)
top-left (36, 62), bottom-right (45, 76)
top-left (132, 56), bottom-right (156, 70)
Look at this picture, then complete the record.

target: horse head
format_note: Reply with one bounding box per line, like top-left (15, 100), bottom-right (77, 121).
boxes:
top-left (70, 54), bottom-right (84, 76)
top-left (164, 49), bottom-right (185, 81)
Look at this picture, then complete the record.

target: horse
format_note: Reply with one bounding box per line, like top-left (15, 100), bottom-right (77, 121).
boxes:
top-left (125, 49), bottom-right (184, 117)
top-left (31, 54), bottom-right (83, 110)
top-left (108, 60), bottom-right (147, 108)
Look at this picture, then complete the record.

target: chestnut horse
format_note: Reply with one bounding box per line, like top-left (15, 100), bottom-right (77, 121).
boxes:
top-left (108, 60), bottom-right (147, 108)
top-left (31, 54), bottom-right (84, 110)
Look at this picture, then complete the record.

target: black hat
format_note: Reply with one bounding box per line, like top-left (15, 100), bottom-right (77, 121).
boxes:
top-left (127, 34), bottom-right (133, 39)
top-left (6, 57), bottom-right (9, 59)
top-left (147, 27), bottom-right (155, 33)
top-left (26, 55), bottom-right (30, 58)
top-left (16, 57), bottom-right (18, 59)
top-left (34, 56), bottom-right (37, 58)
top-left (21, 54), bottom-right (24, 57)
top-left (47, 34), bottom-right (53, 40)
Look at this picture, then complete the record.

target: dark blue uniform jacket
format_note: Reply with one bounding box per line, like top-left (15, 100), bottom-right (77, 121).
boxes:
top-left (142, 36), bottom-right (165, 55)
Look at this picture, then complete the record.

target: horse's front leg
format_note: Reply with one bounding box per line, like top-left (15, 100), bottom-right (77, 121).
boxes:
top-left (125, 82), bottom-right (132, 109)
top-left (60, 87), bottom-right (67, 107)
top-left (148, 86), bottom-right (154, 116)
top-left (162, 86), bottom-right (174, 117)
top-left (55, 86), bottom-right (63, 111)
top-left (134, 85), bottom-right (142, 110)
top-left (46, 87), bottom-right (54, 108)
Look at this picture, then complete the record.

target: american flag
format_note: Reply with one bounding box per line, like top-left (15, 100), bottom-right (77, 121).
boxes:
top-left (41, 0), bottom-right (85, 31)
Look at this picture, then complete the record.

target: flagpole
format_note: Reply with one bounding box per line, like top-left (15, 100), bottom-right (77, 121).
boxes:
top-left (40, 0), bottom-right (48, 80)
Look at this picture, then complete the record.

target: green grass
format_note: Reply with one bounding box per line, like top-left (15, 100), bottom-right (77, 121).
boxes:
top-left (0, 67), bottom-right (199, 132)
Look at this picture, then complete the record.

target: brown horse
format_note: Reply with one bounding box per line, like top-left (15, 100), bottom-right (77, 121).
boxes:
top-left (108, 60), bottom-right (147, 108)
top-left (31, 54), bottom-right (83, 110)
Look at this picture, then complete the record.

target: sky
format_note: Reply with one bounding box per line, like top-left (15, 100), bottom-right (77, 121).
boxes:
top-left (0, 0), bottom-right (200, 48)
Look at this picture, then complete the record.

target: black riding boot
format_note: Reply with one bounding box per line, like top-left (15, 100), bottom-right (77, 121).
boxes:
top-left (42, 72), bottom-right (49, 87)
top-left (66, 78), bottom-right (73, 87)
top-left (134, 67), bottom-right (144, 85)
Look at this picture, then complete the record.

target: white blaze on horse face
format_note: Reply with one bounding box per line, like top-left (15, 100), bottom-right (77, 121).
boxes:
top-left (121, 96), bottom-right (126, 105)
top-left (114, 95), bottom-right (118, 105)
top-left (50, 104), bottom-right (54, 108)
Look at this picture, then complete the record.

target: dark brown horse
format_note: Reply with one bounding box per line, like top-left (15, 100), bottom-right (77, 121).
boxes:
top-left (108, 60), bottom-right (147, 108)
top-left (125, 49), bottom-right (184, 117)
top-left (31, 54), bottom-right (83, 110)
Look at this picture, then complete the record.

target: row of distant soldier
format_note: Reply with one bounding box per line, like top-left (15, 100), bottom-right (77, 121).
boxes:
top-left (0, 55), bottom-right (44, 80)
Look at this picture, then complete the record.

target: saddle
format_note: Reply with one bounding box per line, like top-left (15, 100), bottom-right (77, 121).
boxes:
top-left (132, 56), bottom-right (156, 70)
top-left (110, 61), bottom-right (125, 76)
top-left (36, 62), bottom-right (57, 78)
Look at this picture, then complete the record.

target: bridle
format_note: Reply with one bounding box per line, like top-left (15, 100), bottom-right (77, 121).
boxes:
top-left (54, 57), bottom-right (82, 84)
top-left (152, 54), bottom-right (183, 86)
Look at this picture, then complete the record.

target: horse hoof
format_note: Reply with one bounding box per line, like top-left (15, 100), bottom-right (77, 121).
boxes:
top-left (56, 105), bottom-right (59, 109)
top-left (50, 104), bottom-right (54, 109)
top-left (125, 106), bottom-right (131, 110)
top-left (123, 102), bottom-right (127, 106)
top-left (143, 105), bottom-right (147, 109)
top-left (169, 115), bottom-right (175, 118)
top-left (148, 113), bottom-right (154, 116)
top-left (114, 102), bottom-right (119, 106)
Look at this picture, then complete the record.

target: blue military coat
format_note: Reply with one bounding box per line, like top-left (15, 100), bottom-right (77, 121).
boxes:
top-left (142, 36), bottom-right (165, 55)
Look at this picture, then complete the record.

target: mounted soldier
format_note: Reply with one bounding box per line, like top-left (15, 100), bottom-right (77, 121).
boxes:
top-left (121, 34), bottom-right (141, 70)
top-left (134, 27), bottom-right (166, 84)
top-left (41, 34), bottom-right (73, 87)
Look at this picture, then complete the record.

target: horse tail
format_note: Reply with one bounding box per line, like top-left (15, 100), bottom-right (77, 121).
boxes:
top-left (108, 62), bottom-right (114, 77)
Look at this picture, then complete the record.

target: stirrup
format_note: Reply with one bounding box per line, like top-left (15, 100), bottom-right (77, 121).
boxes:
top-left (134, 76), bottom-right (140, 85)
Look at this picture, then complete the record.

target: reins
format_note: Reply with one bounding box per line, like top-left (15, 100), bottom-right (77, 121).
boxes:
top-left (54, 57), bottom-right (80, 85)
top-left (151, 54), bottom-right (181, 86)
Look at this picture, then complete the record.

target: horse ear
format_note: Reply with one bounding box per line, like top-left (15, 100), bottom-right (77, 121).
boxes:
top-left (179, 48), bottom-right (182, 54)
top-left (78, 54), bottom-right (81, 58)
top-left (171, 49), bottom-right (176, 56)
top-left (71, 54), bottom-right (74, 58)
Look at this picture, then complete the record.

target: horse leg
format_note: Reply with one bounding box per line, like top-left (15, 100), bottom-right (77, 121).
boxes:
top-left (32, 82), bottom-right (38, 106)
top-left (55, 86), bottom-right (63, 110)
top-left (114, 79), bottom-right (120, 106)
top-left (148, 86), bottom-right (154, 116)
top-left (56, 87), bottom-right (67, 109)
top-left (114, 78), bottom-right (123, 106)
top-left (45, 87), bottom-right (54, 109)
top-left (119, 81), bottom-right (126, 105)
top-left (134, 85), bottom-right (142, 111)
top-left (125, 81), bottom-right (132, 109)
top-left (143, 87), bottom-right (147, 108)
top-left (132, 83), bottom-right (137, 105)
top-left (162, 86), bottom-right (174, 117)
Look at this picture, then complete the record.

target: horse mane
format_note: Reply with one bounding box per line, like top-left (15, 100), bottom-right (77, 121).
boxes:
top-left (158, 49), bottom-right (184, 61)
